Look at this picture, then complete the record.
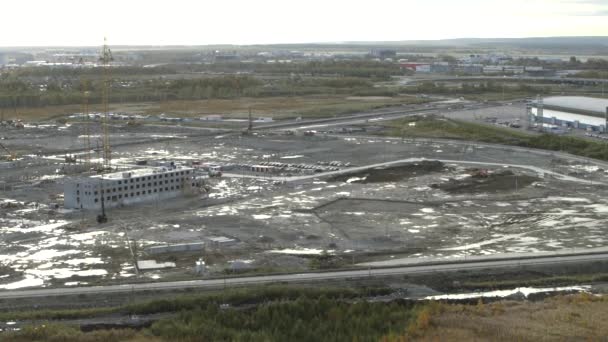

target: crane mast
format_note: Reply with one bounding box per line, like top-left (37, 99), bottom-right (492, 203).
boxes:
top-left (100, 38), bottom-right (113, 171)
top-left (81, 79), bottom-right (91, 169)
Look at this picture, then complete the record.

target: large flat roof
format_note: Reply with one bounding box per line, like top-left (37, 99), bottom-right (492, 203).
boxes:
top-left (91, 166), bottom-right (193, 180)
top-left (543, 96), bottom-right (608, 115)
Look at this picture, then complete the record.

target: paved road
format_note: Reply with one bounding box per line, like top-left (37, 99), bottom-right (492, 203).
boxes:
top-left (338, 134), bottom-right (608, 171)
top-left (253, 104), bottom-right (469, 131)
top-left (404, 75), bottom-right (608, 85)
top-left (287, 110), bottom-right (439, 130)
top-left (1, 252), bottom-right (607, 299)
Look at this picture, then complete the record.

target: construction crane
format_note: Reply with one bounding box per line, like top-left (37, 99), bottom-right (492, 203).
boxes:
top-left (242, 107), bottom-right (253, 135)
top-left (97, 179), bottom-right (108, 223)
top-left (0, 142), bottom-right (16, 161)
top-left (100, 38), bottom-right (113, 171)
top-left (81, 78), bottom-right (92, 169)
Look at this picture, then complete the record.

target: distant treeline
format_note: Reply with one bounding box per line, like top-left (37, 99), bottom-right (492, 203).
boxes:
top-left (404, 81), bottom-right (551, 95)
top-left (10, 66), bottom-right (176, 78)
top-left (0, 74), bottom-right (389, 109)
top-left (6, 60), bottom-right (409, 80)
top-left (175, 60), bottom-right (410, 79)
top-left (485, 56), bottom-right (608, 70)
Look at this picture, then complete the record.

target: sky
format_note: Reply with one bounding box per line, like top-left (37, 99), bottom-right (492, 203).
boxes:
top-left (1, 0), bottom-right (607, 46)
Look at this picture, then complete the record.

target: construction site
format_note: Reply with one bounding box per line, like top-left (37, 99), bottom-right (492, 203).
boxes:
top-left (2, 42), bottom-right (608, 294)
top-left (3, 102), bottom-right (608, 290)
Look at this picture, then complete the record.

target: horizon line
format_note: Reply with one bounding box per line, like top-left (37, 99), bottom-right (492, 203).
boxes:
top-left (1, 35), bottom-right (608, 49)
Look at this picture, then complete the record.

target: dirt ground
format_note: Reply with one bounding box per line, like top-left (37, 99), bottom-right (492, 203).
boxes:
top-left (329, 161), bottom-right (446, 183)
top-left (419, 294), bottom-right (608, 341)
top-left (434, 169), bottom-right (539, 194)
top-left (2, 120), bottom-right (608, 290)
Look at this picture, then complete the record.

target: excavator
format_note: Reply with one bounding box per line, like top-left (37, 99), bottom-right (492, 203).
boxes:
top-left (0, 142), bottom-right (16, 161)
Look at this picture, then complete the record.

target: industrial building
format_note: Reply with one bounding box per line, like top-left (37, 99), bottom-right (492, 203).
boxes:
top-left (530, 96), bottom-right (608, 132)
top-left (369, 49), bottom-right (396, 59)
top-left (400, 63), bottom-right (431, 73)
top-left (64, 165), bottom-right (198, 209)
top-left (542, 96), bottom-right (608, 117)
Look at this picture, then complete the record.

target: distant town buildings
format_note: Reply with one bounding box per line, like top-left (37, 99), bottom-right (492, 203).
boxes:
top-left (369, 49), bottom-right (397, 59)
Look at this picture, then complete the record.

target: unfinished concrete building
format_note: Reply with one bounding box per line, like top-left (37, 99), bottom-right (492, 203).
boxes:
top-left (64, 166), bottom-right (197, 209)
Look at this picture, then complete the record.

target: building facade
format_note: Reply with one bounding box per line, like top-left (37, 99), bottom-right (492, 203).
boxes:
top-left (64, 166), bottom-right (199, 209)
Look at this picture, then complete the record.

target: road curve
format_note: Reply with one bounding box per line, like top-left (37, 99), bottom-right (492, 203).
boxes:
top-left (1, 252), bottom-right (607, 299)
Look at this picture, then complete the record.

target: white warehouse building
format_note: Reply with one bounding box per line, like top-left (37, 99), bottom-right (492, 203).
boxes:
top-left (64, 166), bottom-right (198, 209)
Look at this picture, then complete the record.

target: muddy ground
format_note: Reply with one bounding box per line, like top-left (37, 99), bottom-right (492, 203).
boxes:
top-left (433, 169), bottom-right (540, 194)
top-left (2, 121), bottom-right (608, 290)
top-left (328, 160), bottom-right (446, 183)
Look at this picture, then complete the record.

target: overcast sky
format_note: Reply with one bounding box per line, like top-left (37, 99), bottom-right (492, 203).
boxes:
top-left (1, 0), bottom-right (607, 46)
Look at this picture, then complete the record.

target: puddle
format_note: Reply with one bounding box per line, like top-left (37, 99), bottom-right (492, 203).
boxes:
top-left (268, 248), bottom-right (333, 255)
top-left (425, 285), bottom-right (591, 300)
top-left (0, 276), bottom-right (44, 290)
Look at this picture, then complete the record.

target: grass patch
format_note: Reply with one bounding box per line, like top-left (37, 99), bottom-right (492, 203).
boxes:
top-left (461, 273), bottom-right (608, 290)
top-left (0, 307), bottom-right (116, 322)
top-left (416, 294), bottom-right (608, 341)
top-left (386, 115), bottom-right (608, 161)
top-left (10, 95), bottom-right (427, 122)
top-left (0, 285), bottom-right (390, 321)
top-left (387, 115), bottom-right (530, 144)
top-left (460, 92), bottom-right (532, 102)
top-left (3, 285), bottom-right (607, 341)
top-left (5, 298), bottom-right (417, 342)
top-left (3, 324), bottom-right (153, 342)
top-left (2, 285), bottom-right (406, 342)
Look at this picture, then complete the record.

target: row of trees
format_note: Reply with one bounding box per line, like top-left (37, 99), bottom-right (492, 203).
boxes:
top-left (406, 81), bottom-right (550, 95)
top-left (10, 65), bottom-right (176, 78)
top-left (5, 298), bottom-right (420, 341)
top-left (148, 297), bottom-right (416, 341)
top-left (177, 60), bottom-right (410, 79)
top-left (0, 72), bottom-right (385, 109)
top-left (7, 60), bottom-right (410, 80)
top-left (508, 56), bottom-right (608, 71)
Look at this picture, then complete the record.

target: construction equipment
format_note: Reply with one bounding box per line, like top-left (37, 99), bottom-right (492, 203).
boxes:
top-left (64, 154), bottom-right (77, 163)
top-left (0, 142), bottom-right (16, 161)
top-left (208, 165), bottom-right (223, 177)
top-left (470, 168), bottom-right (489, 178)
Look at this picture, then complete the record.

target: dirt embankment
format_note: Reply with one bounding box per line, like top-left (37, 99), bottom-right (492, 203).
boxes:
top-left (432, 169), bottom-right (539, 194)
top-left (329, 161), bottom-right (446, 183)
